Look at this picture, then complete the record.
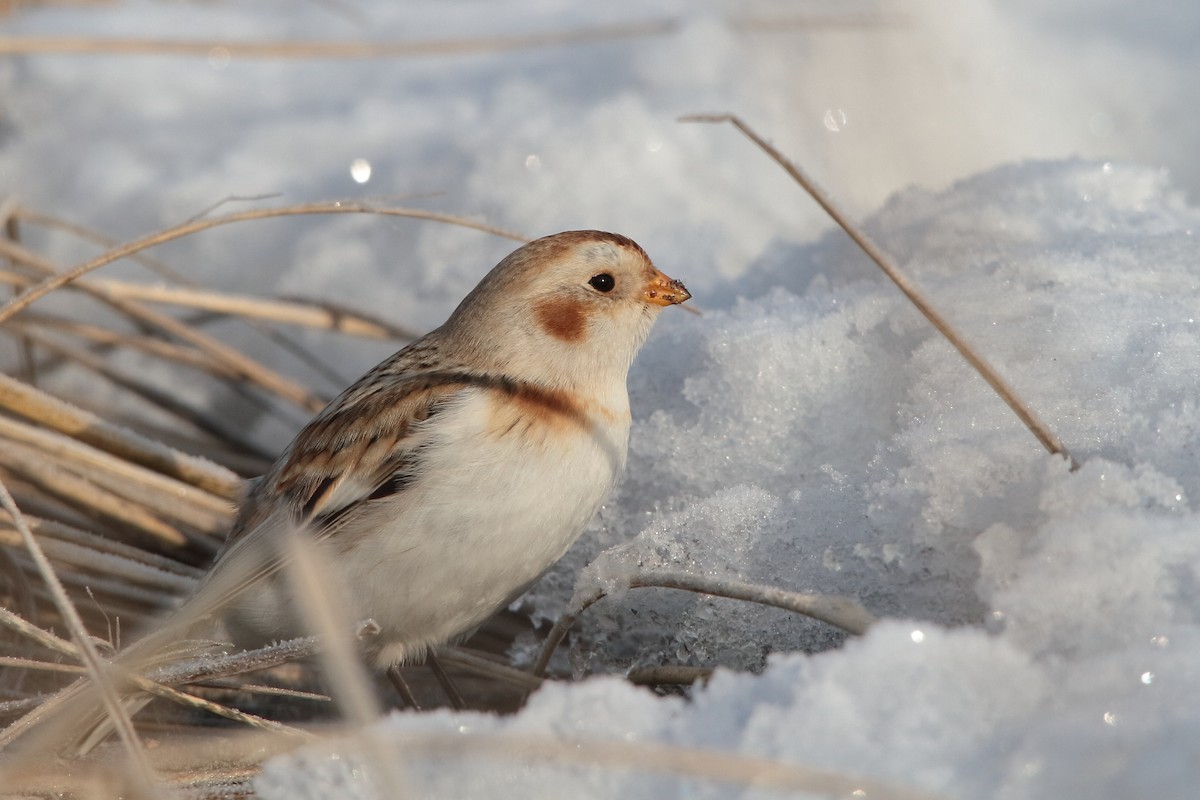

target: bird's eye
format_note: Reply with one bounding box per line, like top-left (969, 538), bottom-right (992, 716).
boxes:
top-left (588, 273), bottom-right (616, 293)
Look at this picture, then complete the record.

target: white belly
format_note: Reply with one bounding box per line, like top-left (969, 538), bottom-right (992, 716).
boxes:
top-left (226, 387), bottom-right (629, 666)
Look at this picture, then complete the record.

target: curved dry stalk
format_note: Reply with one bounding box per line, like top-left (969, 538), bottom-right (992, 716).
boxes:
top-left (0, 478), bottom-right (158, 787)
top-left (6, 310), bottom-right (244, 381)
top-left (534, 570), bottom-right (875, 677)
top-left (0, 514), bottom-right (204, 580)
top-left (0, 529), bottom-right (197, 597)
top-left (8, 326), bottom-right (278, 462)
top-left (129, 680), bottom-right (313, 742)
top-left (681, 113), bottom-right (1078, 469)
top-left (437, 647), bottom-right (544, 693)
top-left (0, 412), bottom-right (234, 528)
top-left (626, 664), bottom-right (714, 686)
top-left (0, 270), bottom-right (410, 342)
top-left (0, 604), bottom-right (78, 659)
top-left (0, 237), bottom-right (328, 412)
top-left (190, 679), bottom-right (330, 703)
top-left (0, 371), bottom-right (245, 500)
top-left (0, 656), bottom-right (85, 675)
top-left (69, 279), bottom-right (417, 340)
top-left (0, 202), bottom-right (525, 328)
top-left (0, 20), bottom-right (678, 59)
top-left (0, 438), bottom-right (194, 549)
top-left (8, 209), bottom-right (404, 388)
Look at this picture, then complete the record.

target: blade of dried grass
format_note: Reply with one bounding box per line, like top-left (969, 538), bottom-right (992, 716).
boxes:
top-left (190, 679), bottom-right (330, 703)
top-left (10, 208), bottom-right (398, 388)
top-left (0, 477), bottom-right (158, 788)
top-left (0, 21), bottom-right (678, 59)
top-left (0, 528), bottom-right (196, 596)
top-left (0, 237), bottom-right (328, 412)
top-left (283, 531), bottom-right (412, 796)
top-left (2, 515), bottom-right (204, 579)
top-left (0, 412), bottom-right (234, 527)
top-left (61, 278), bottom-right (417, 340)
top-left (437, 647), bottom-right (544, 693)
top-left (8, 325), bottom-right (278, 462)
top-left (0, 371), bottom-right (245, 499)
top-left (534, 571), bottom-right (874, 677)
top-left (0, 604), bottom-right (77, 659)
top-left (681, 113), bottom-right (1077, 468)
top-left (626, 665), bottom-right (713, 687)
top-left (2, 203), bottom-right (38, 385)
top-left (0, 202), bottom-right (525, 329)
top-left (0, 656), bottom-right (85, 675)
top-left (128, 679), bottom-right (313, 742)
top-left (0, 438), bottom-right (197, 549)
top-left (5, 309), bottom-right (241, 379)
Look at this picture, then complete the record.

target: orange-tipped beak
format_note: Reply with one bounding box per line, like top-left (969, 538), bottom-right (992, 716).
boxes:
top-left (643, 269), bottom-right (691, 307)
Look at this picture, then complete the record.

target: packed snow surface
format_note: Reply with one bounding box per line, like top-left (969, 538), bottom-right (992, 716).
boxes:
top-left (3, 0), bottom-right (1199, 797)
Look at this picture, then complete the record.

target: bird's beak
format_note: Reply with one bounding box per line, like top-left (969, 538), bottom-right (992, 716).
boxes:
top-left (643, 269), bottom-right (691, 307)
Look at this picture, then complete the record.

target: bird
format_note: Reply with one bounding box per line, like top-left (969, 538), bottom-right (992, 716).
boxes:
top-left (213, 228), bottom-right (690, 668)
top-left (0, 229), bottom-right (689, 752)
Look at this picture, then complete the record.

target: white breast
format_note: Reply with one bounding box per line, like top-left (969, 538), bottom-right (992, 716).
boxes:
top-left (323, 386), bottom-right (629, 665)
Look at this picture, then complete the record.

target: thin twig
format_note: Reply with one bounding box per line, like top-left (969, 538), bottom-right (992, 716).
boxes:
top-left (0, 237), bottom-right (328, 412)
top-left (534, 571), bottom-right (874, 677)
top-left (0, 411), bottom-right (234, 528)
top-left (11, 207), bottom-right (370, 389)
top-left (680, 113), bottom-right (1078, 469)
top-left (0, 438), bottom-right (193, 548)
top-left (7, 326), bottom-right (278, 462)
top-left (0, 21), bottom-right (678, 59)
top-left (0, 477), bottom-right (158, 785)
top-left (0, 371), bottom-right (245, 499)
top-left (0, 269), bottom-right (416, 340)
top-left (0, 202), bottom-right (525, 328)
top-left (626, 665), bottom-right (714, 687)
top-left (0, 604), bottom-right (78, 659)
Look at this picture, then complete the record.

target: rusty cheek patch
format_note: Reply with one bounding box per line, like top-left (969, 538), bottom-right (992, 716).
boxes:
top-left (534, 296), bottom-right (589, 342)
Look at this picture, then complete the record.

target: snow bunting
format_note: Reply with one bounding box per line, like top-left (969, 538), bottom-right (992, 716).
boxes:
top-left (209, 229), bottom-right (689, 667)
top-left (0, 230), bottom-right (687, 755)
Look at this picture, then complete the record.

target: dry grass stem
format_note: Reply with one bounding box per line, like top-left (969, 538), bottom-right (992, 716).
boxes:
top-left (9, 208), bottom-right (375, 391)
top-left (0, 604), bottom-right (78, 659)
top-left (0, 20), bottom-right (678, 59)
top-left (0, 413), bottom-right (234, 526)
top-left (0, 529), bottom-right (196, 596)
top-left (0, 439), bottom-right (195, 548)
top-left (0, 478), bottom-right (158, 787)
top-left (0, 202), bottom-right (525, 329)
top-left (0, 371), bottom-right (245, 499)
top-left (10, 326), bottom-right (279, 461)
top-left (0, 237), bottom-right (329, 412)
top-left (681, 113), bottom-right (1078, 468)
top-left (0, 270), bottom-right (416, 341)
top-left (1, 515), bottom-right (204, 579)
top-left (283, 532), bottom-right (412, 797)
top-left (535, 570), bottom-right (874, 677)
top-left (437, 647), bottom-right (544, 692)
top-left (6, 311), bottom-right (245, 386)
top-left (0, 656), bottom-right (85, 676)
top-left (626, 665), bottom-right (714, 686)
top-left (76, 279), bottom-right (416, 340)
top-left (192, 679), bottom-right (331, 703)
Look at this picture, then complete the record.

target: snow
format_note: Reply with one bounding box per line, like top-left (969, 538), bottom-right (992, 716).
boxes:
top-left (4, 0), bottom-right (1200, 797)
